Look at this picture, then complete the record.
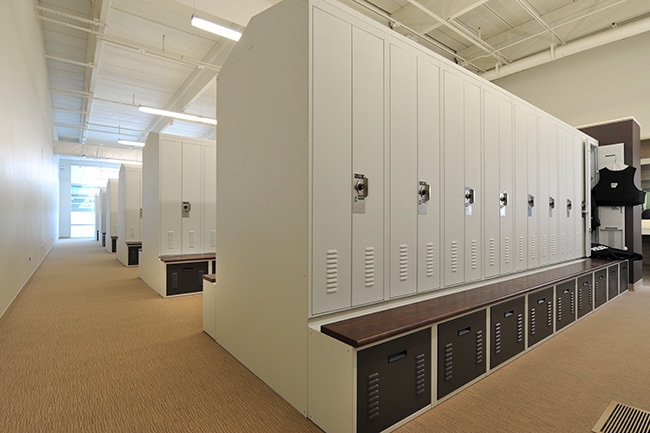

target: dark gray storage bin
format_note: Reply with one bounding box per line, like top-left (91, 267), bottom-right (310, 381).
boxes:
top-left (527, 286), bottom-right (553, 347)
top-left (166, 261), bottom-right (208, 296)
top-left (620, 261), bottom-right (629, 293)
top-left (608, 265), bottom-right (619, 300)
top-left (357, 328), bottom-right (431, 433)
top-left (594, 269), bottom-right (607, 308)
top-left (490, 297), bottom-right (525, 369)
top-left (576, 273), bottom-right (593, 319)
top-left (555, 280), bottom-right (576, 331)
top-left (437, 309), bottom-right (486, 399)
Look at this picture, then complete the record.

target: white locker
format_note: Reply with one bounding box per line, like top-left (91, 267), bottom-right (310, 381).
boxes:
top-left (538, 117), bottom-right (552, 266)
top-left (312, 9), bottom-right (385, 313)
top-left (160, 138), bottom-right (183, 255)
top-left (117, 164), bottom-right (142, 267)
top-left (312, 8), bottom-right (352, 314)
top-left (181, 142), bottom-right (203, 253)
top-left (483, 90), bottom-right (500, 278)
top-left (389, 41), bottom-right (418, 298)
top-left (351, 25), bottom-right (384, 306)
top-left (464, 77), bottom-right (482, 283)
top-left (547, 121), bottom-right (560, 264)
top-left (513, 104), bottom-right (528, 271)
top-left (443, 69), bottom-right (465, 286)
top-left (498, 96), bottom-right (514, 274)
top-left (557, 128), bottom-right (570, 262)
top-left (203, 145), bottom-right (217, 252)
top-left (417, 57), bottom-right (441, 293)
top-left (575, 136), bottom-right (586, 259)
top-left (105, 179), bottom-right (118, 253)
top-left (526, 111), bottom-right (539, 269)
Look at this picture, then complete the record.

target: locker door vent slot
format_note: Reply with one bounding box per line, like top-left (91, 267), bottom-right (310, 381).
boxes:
top-left (494, 323), bottom-right (502, 354)
top-left (475, 330), bottom-right (484, 365)
top-left (530, 308), bottom-right (536, 335)
top-left (450, 241), bottom-right (459, 273)
top-left (546, 301), bottom-right (553, 327)
top-left (210, 230), bottom-right (216, 248)
top-left (443, 343), bottom-right (453, 381)
top-left (367, 373), bottom-right (380, 421)
top-left (551, 234), bottom-right (557, 257)
top-left (470, 240), bottom-right (478, 270)
top-left (415, 353), bottom-right (426, 396)
top-left (399, 244), bottom-right (408, 281)
top-left (488, 238), bottom-right (496, 267)
top-left (530, 235), bottom-right (536, 260)
top-left (364, 247), bottom-right (375, 287)
top-left (426, 243), bottom-right (434, 277)
top-left (504, 237), bottom-right (510, 264)
top-left (557, 297), bottom-right (563, 322)
top-left (326, 250), bottom-right (338, 294)
top-left (570, 292), bottom-right (576, 315)
top-left (170, 272), bottom-right (178, 290)
top-left (188, 230), bottom-right (196, 249)
top-left (578, 288), bottom-right (584, 310)
top-left (541, 234), bottom-right (547, 258)
top-left (167, 231), bottom-right (174, 249)
top-left (560, 233), bottom-right (566, 255)
top-left (517, 314), bottom-right (524, 343)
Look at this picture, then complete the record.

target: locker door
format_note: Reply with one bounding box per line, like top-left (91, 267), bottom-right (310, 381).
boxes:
top-left (160, 138), bottom-right (182, 255)
top-left (464, 78), bottom-right (482, 282)
top-left (351, 26), bottom-right (384, 306)
top-left (417, 57), bottom-right (441, 293)
top-left (389, 42), bottom-right (418, 298)
top-left (181, 142), bottom-right (203, 254)
top-left (203, 144), bottom-right (217, 253)
top-left (526, 111), bottom-right (539, 269)
top-left (483, 90), bottom-right (500, 279)
top-left (125, 168), bottom-right (141, 241)
top-left (538, 118), bottom-right (551, 266)
top-left (548, 122), bottom-right (560, 264)
top-left (443, 69), bottom-right (465, 286)
top-left (514, 104), bottom-right (528, 272)
top-left (499, 96), bottom-right (514, 275)
top-left (312, 9), bottom-right (352, 314)
top-left (574, 137), bottom-right (586, 259)
top-left (557, 129), bottom-right (569, 262)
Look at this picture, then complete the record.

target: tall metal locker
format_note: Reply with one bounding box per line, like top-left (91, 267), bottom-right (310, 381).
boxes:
top-left (442, 68), bottom-right (481, 286)
top-left (547, 121), bottom-right (560, 265)
top-left (389, 41), bottom-right (418, 298)
top-left (311, 9), bottom-right (385, 314)
top-left (526, 110), bottom-right (539, 269)
top-left (557, 128), bottom-right (574, 262)
top-left (203, 144), bottom-right (217, 254)
top-left (537, 118), bottom-right (554, 266)
top-left (105, 179), bottom-right (118, 253)
top-left (483, 90), bottom-right (513, 279)
top-left (574, 136), bottom-right (586, 259)
top-left (416, 58), bottom-right (441, 294)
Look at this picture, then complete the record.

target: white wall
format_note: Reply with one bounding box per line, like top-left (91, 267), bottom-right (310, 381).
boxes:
top-left (493, 31), bottom-right (650, 140)
top-left (0, 0), bottom-right (59, 318)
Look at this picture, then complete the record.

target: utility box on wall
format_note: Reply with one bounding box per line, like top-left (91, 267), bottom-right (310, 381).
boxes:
top-left (117, 164), bottom-right (142, 267)
top-left (139, 132), bottom-right (216, 297)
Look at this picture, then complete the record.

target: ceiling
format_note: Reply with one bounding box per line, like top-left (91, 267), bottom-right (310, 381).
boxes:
top-left (34, 0), bottom-right (650, 162)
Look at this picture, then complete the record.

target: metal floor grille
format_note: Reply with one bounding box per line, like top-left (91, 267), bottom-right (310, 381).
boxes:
top-left (593, 401), bottom-right (650, 433)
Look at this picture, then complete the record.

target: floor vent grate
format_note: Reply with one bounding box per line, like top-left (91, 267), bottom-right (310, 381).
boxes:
top-left (593, 401), bottom-right (650, 433)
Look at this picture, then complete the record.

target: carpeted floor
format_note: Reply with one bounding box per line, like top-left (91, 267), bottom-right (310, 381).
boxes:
top-left (2, 238), bottom-right (650, 433)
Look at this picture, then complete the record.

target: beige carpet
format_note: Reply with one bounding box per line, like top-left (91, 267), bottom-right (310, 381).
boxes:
top-left (2, 239), bottom-right (650, 433)
top-left (0, 239), bottom-right (322, 433)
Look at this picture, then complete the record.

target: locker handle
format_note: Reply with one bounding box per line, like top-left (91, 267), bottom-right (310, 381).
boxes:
top-left (528, 194), bottom-right (535, 208)
top-left (500, 191), bottom-right (509, 207)
top-left (567, 199), bottom-right (572, 211)
top-left (549, 197), bottom-right (555, 209)
top-left (458, 327), bottom-right (471, 337)
top-left (388, 350), bottom-right (407, 363)
top-left (582, 281), bottom-right (590, 286)
top-left (504, 310), bottom-right (514, 318)
top-left (537, 298), bottom-right (545, 304)
top-left (465, 187), bottom-right (475, 205)
top-left (563, 288), bottom-right (570, 294)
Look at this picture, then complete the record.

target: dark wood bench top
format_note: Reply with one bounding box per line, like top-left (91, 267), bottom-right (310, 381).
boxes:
top-left (320, 258), bottom-right (622, 348)
top-left (160, 253), bottom-right (215, 263)
top-left (203, 274), bottom-right (216, 283)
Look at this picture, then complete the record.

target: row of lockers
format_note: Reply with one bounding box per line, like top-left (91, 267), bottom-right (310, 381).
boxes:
top-left (309, 3), bottom-right (592, 316)
top-left (355, 261), bottom-right (627, 433)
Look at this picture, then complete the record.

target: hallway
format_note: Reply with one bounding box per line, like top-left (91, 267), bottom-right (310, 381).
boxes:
top-left (0, 239), bottom-right (321, 433)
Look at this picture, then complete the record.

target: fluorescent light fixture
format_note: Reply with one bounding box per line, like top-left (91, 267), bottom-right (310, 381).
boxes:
top-left (138, 106), bottom-right (217, 126)
top-left (117, 139), bottom-right (146, 147)
top-left (191, 15), bottom-right (242, 41)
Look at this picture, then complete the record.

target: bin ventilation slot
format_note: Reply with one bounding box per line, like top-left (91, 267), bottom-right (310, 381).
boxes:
top-left (592, 401), bottom-right (650, 433)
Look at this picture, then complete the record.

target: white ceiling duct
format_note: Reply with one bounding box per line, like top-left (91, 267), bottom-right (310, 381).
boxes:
top-left (482, 15), bottom-right (650, 81)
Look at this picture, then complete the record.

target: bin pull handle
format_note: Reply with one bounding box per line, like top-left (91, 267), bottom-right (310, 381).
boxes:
top-left (537, 298), bottom-right (545, 304)
top-left (504, 310), bottom-right (514, 318)
top-left (388, 350), bottom-right (407, 363)
top-left (458, 326), bottom-right (471, 337)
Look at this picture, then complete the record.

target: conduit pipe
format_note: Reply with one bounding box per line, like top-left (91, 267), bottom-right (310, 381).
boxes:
top-left (481, 14), bottom-right (650, 80)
